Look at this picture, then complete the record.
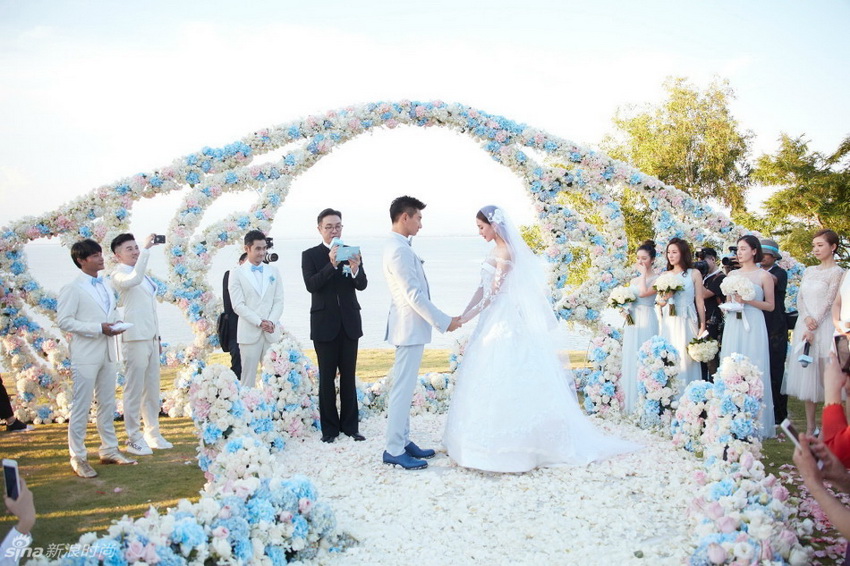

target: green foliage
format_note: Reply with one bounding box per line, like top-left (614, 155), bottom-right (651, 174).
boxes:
top-left (752, 133), bottom-right (850, 266)
top-left (602, 76), bottom-right (753, 214)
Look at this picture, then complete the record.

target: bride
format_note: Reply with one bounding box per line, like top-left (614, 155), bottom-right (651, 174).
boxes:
top-left (443, 205), bottom-right (640, 473)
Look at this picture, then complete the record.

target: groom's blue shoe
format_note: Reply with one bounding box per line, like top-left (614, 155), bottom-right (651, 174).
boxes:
top-left (382, 451), bottom-right (428, 470)
top-left (404, 441), bottom-right (436, 460)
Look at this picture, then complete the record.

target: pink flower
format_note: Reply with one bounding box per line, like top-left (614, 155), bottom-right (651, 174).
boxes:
top-left (125, 540), bottom-right (146, 562)
top-left (386, 119), bottom-right (399, 129)
top-left (716, 515), bottom-right (738, 533)
top-left (212, 526), bottom-right (230, 538)
top-left (143, 543), bottom-right (159, 564)
top-left (706, 543), bottom-right (727, 564)
top-left (299, 498), bottom-right (312, 514)
top-left (772, 485), bottom-right (789, 502)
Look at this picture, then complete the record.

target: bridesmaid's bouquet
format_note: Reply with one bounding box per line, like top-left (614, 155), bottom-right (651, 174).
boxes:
top-left (608, 285), bottom-right (638, 325)
top-left (653, 272), bottom-right (685, 316)
top-left (720, 276), bottom-right (756, 320)
top-left (687, 335), bottom-right (720, 363)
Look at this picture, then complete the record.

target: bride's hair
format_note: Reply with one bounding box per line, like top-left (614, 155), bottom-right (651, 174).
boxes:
top-left (476, 209), bottom-right (490, 224)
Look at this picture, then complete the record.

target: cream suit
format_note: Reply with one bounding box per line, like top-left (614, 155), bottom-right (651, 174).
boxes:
top-left (228, 261), bottom-right (284, 387)
top-left (57, 273), bottom-right (121, 461)
top-left (383, 232), bottom-right (451, 456)
top-left (112, 248), bottom-right (162, 444)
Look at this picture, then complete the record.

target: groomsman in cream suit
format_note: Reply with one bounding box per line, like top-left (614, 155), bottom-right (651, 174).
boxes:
top-left (228, 230), bottom-right (285, 387)
top-left (111, 232), bottom-right (171, 456)
top-left (57, 239), bottom-right (136, 478)
top-left (383, 196), bottom-right (460, 470)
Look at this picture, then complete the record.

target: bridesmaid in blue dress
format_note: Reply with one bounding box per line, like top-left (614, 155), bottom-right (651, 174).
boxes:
top-left (621, 240), bottom-right (659, 414)
top-left (657, 238), bottom-right (706, 387)
top-left (719, 235), bottom-right (776, 438)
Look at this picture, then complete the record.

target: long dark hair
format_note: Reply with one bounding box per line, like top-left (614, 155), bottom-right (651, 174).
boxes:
top-left (665, 238), bottom-right (693, 271)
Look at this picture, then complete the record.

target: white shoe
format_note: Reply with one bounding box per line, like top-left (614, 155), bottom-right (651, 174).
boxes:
top-left (125, 439), bottom-right (153, 456)
top-left (145, 434), bottom-right (173, 449)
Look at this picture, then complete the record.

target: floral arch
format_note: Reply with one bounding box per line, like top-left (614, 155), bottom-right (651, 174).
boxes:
top-left (0, 99), bottom-right (803, 422)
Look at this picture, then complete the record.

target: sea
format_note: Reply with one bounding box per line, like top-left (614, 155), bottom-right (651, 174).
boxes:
top-left (18, 236), bottom-right (610, 353)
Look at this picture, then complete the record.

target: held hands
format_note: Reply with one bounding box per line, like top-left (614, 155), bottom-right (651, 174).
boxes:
top-left (802, 330), bottom-right (815, 343)
top-left (447, 316), bottom-right (463, 332)
top-left (805, 316), bottom-right (818, 332)
top-left (260, 320), bottom-right (275, 333)
top-left (101, 322), bottom-right (127, 336)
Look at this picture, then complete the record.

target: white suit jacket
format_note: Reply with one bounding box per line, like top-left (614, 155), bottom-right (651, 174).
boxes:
top-left (57, 273), bottom-right (120, 364)
top-left (111, 248), bottom-right (159, 342)
top-left (228, 262), bottom-right (284, 345)
top-left (383, 232), bottom-right (451, 346)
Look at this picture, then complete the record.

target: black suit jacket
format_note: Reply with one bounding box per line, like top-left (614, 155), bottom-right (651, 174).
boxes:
top-left (764, 264), bottom-right (788, 337)
top-left (301, 243), bottom-right (367, 342)
top-left (222, 270), bottom-right (239, 342)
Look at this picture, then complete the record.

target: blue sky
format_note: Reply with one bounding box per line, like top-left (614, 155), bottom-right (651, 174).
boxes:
top-left (0, 0), bottom-right (847, 237)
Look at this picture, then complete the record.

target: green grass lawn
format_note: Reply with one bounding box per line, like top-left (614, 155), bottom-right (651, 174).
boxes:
top-left (0, 350), bottom-right (838, 561)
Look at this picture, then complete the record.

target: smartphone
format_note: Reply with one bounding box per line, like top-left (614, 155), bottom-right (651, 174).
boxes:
top-left (154, 235), bottom-right (166, 244)
top-left (780, 418), bottom-right (824, 470)
top-left (3, 459), bottom-right (19, 500)
top-left (835, 335), bottom-right (850, 373)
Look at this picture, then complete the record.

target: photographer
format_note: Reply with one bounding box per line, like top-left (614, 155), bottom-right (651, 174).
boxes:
top-left (698, 248), bottom-right (725, 380)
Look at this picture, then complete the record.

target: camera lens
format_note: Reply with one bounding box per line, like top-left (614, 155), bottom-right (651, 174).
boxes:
top-left (264, 253), bottom-right (279, 263)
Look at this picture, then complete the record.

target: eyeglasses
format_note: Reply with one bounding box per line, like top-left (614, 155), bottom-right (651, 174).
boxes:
top-left (321, 224), bottom-right (343, 232)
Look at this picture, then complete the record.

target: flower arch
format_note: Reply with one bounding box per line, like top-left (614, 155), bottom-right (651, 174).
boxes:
top-left (0, 100), bottom-right (803, 422)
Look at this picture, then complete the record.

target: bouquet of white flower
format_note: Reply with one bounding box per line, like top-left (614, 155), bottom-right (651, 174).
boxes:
top-left (608, 285), bottom-right (638, 325)
top-left (720, 275), bottom-right (756, 319)
top-left (687, 335), bottom-right (720, 363)
top-left (653, 272), bottom-right (685, 316)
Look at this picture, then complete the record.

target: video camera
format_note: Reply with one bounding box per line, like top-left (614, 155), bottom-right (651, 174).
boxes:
top-left (721, 246), bottom-right (739, 270)
top-left (263, 237), bottom-right (279, 263)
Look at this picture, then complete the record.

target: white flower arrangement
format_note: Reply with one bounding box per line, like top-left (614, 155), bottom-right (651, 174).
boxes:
top-left (719, 274), bottom-right (756, 302)
top-left (608, 285), bottom-right (638, 325)
top-left (687, 335), bottom-right (720, 363)
top-left (635, 335), bottom-right (681, 429)
top-left (670, 380), bottom-right (713, 454)
top-left (653, 271), bottom-right (685, 316)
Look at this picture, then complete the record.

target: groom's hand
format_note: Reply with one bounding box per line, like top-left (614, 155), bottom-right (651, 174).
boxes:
top-left (447, 316), bottom-right (462, 332)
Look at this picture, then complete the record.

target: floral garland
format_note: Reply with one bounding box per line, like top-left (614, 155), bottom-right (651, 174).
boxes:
top-left (39, 335), bottom-right (341, 564)
top-left (670, 380), bottom-right (713, 454)
top-left (686, 355), bottom-right (812, 564)
top-left (358, 371), bottom-right (455, 418)
top-left (636, 335), bottom-right (681, 429)
top-left (0, 100), bottom-right (804, 422)
top-left (580, 324), bottom-right (624, 416)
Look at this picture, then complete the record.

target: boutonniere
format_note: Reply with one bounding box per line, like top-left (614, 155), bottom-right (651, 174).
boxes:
top-left (269, 276), bottom-right (276, 283)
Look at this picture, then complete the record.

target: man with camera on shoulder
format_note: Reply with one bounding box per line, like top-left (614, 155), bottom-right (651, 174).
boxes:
top-left (302, 208), bottom-right (368, 443)
top-left (228, 230), bottom-right (284, 387)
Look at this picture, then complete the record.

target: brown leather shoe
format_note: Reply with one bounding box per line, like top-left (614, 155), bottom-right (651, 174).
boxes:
top-left (70, 457), bottom-right (98, 478)
top-left (99, 452), bottom-right (138, 465)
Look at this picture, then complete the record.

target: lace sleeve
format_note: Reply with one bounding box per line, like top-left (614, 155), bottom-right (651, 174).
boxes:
top-left (815, 267), bottom-right (846, 326)
top-left (460, 258), bottom-right (512, 323)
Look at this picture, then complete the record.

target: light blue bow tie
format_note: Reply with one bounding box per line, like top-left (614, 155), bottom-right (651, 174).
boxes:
top-left (91, 277), bottom-right (104, 286)
top-left (251, 265), bottom-right (264, 273)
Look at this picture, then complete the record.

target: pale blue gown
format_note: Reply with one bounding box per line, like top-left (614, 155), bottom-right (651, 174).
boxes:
top-left (658, 269), bottom-right (702, 387)
top-left (620, 285), bottom-right (659, 414)
top-left (719, 282), bottom-right (775, 438)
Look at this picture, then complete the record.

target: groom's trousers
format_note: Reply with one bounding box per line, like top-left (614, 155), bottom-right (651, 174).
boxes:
top-left (386, 344), bottom-right (425, 456)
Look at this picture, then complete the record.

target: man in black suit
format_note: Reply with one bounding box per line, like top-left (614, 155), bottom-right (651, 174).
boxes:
top-left (302, 208), bottom-right (368, 443)
top-left (761, 238), bottom-right (789, 424)
top-left (701, 248), bottom-right (725, 381)
top-left (222, 253), bottom-right (247, 377)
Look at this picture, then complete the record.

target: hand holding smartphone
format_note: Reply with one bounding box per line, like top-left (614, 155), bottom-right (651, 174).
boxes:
top-left (780, 419), bottom-right (824, 470)
top-left (3, 458), bottom-right (20, 500)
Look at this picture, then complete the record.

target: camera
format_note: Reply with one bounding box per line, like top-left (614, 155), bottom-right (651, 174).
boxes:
top-left (721, 246), bottom-right (739, 270)
top-left (693, 248), bottom-right (708, 277)
top-left (154, 235), bottom-right (166, 244)
top-left (263, 237), bottom-right (278, 263)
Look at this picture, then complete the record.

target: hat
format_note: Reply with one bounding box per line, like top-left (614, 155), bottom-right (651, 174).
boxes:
top-left (760, 238), bottom-right (782, 260)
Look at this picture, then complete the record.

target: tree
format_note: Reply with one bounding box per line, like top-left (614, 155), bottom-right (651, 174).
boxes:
top-left (602, 77), bottom-right (753, 216)
top-left (752, 133), bottom-right (850, 266)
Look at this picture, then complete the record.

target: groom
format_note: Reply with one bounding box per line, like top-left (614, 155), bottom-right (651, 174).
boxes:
top-left (382, 196), bottom-right (460, 470)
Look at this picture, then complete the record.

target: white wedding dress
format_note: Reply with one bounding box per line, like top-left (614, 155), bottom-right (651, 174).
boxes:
top-left (443, 206), bottom-right (640, 473)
